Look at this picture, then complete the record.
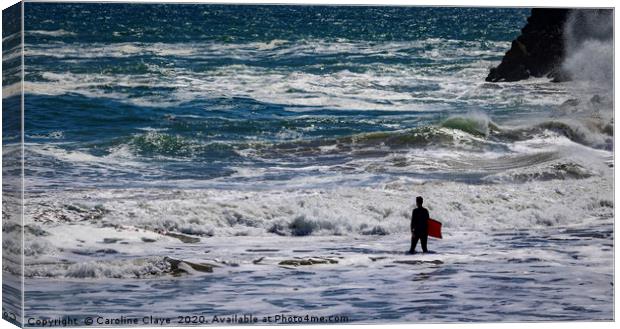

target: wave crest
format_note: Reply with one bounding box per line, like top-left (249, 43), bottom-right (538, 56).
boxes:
top-left (441, 113), bottom-right (497, 137)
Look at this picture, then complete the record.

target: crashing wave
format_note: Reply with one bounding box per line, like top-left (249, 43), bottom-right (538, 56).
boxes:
top-left (22, 172), bottom-right (613, 241)
top-left (483, 161), bottom-right (595, 183)
top-left (441, 113), bottom-right (498, 137)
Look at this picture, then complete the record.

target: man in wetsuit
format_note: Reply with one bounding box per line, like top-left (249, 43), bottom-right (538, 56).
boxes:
top-left (409, 196), bottom-right (429, 254)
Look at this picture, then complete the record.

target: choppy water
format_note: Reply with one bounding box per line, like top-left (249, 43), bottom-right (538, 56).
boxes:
top-left (25, 224), bottom-right (614, 323)
top-left (2, 3), bottom-right (614, 325)
top-left (20, 4), bottom-right (535, 188)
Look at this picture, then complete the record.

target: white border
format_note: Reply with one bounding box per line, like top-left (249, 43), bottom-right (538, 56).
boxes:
top-left (0, 1), bottom-right (617, 329)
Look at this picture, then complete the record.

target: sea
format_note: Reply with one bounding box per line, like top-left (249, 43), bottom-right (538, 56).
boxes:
top-left (2, 3), bottom-right (614, 324)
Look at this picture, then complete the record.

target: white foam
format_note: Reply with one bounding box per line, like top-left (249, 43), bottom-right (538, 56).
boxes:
top-left (27, 29), bottom-right (76, 37)
top-left (22, 38), bottom-right (569, 110)
top-left (2, 82), bottom-right (22, 99)
top-left (24, 164), bottom-right (612, 241)
top-left (26, 143), bottom-right (145, 173)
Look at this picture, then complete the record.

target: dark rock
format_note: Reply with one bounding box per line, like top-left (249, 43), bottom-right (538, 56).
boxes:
top-left (278, 257), bottom-right (338, 266)
top-left (96, 248), bottom-right (119, 254)
top-left (164, 232), bottom-right (200, 243)
top-left (550, 69), bottom-right (572, 82)
top-left (71, 248), bottom-right (118, 256)
top-left (393, 260), bottom-right (444, 265)
top-left (486, 9), bottom-right (571, 82)
top-left (560, 98), bottom-right (580, 108)
top-left (552, 162), bottom-right (593, 179)
top-left (164, 257), bottom-right (215, 274)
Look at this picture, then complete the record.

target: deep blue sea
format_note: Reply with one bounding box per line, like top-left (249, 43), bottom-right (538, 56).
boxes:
top-left (21, 4), bottom-right (542, 189)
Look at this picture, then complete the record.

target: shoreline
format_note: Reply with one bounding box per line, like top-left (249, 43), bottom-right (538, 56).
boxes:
top-left (20, 215), bottom-right (613, 321)
top-left (11, 165), bottom-right (612, 281)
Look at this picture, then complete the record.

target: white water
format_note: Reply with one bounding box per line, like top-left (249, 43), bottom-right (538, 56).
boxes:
top-left (21, 38), bottom-right (573, 110)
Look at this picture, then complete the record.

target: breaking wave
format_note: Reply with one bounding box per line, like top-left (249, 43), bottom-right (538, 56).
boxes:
top-left (23, 173), bottom-right (613, 243)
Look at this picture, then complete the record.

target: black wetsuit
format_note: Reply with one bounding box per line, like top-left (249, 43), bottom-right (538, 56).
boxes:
top-left (410, 207), bottom-right (429, 253)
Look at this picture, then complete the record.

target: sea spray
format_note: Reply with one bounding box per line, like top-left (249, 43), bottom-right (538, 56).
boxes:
top-left (562, 10), bottom-right (613, 85)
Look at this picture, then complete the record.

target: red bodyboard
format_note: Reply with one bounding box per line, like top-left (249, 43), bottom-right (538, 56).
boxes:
top-left (427, 218), bottom-right (442, 239)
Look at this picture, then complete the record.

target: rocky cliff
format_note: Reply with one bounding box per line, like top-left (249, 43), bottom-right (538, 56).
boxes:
top-left (486, 9), bottom-right (571, 82)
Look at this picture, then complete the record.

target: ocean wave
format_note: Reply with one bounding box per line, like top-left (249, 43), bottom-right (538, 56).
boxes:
top-left (256, 112), bottom-right (612, 158)
top-left (21, 37), bottom-right (569, 110)
top-left (23, 110), bottom-right (612, 186)
top-left (27, 29), bottom-right (76, 37)
top-left (435, 110), bottom-right (613, 151)
top-left (112, 131), bottom-right (242, 160)
top-left (2, 31), bottom-right (20, 43)
top-left (127, 131), bottom-right (203, 158)
top-left (496, 118), bottom-right (613, 151)
top-left (441, 113), bottom-right (498, 137)
top-left (24, 38), bottom-right (509, 60)
top-left (22, 64), bottom-right (566, 111)
top-left (238, 113), bottom-right (502, 158)
top-left (23, 257), bottom-right (172, 279)
top-left (23, 173), bottom-right (613, 241)
top-left (2, 82), bottom-right (22, 99)
top-left (482, 161), bottom-right (595, 183)
top-left (2, 45), bottom-right (22, 63)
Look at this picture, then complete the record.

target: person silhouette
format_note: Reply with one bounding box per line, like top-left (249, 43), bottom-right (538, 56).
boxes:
top-left (409, 196), bottom-right (429, 254)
